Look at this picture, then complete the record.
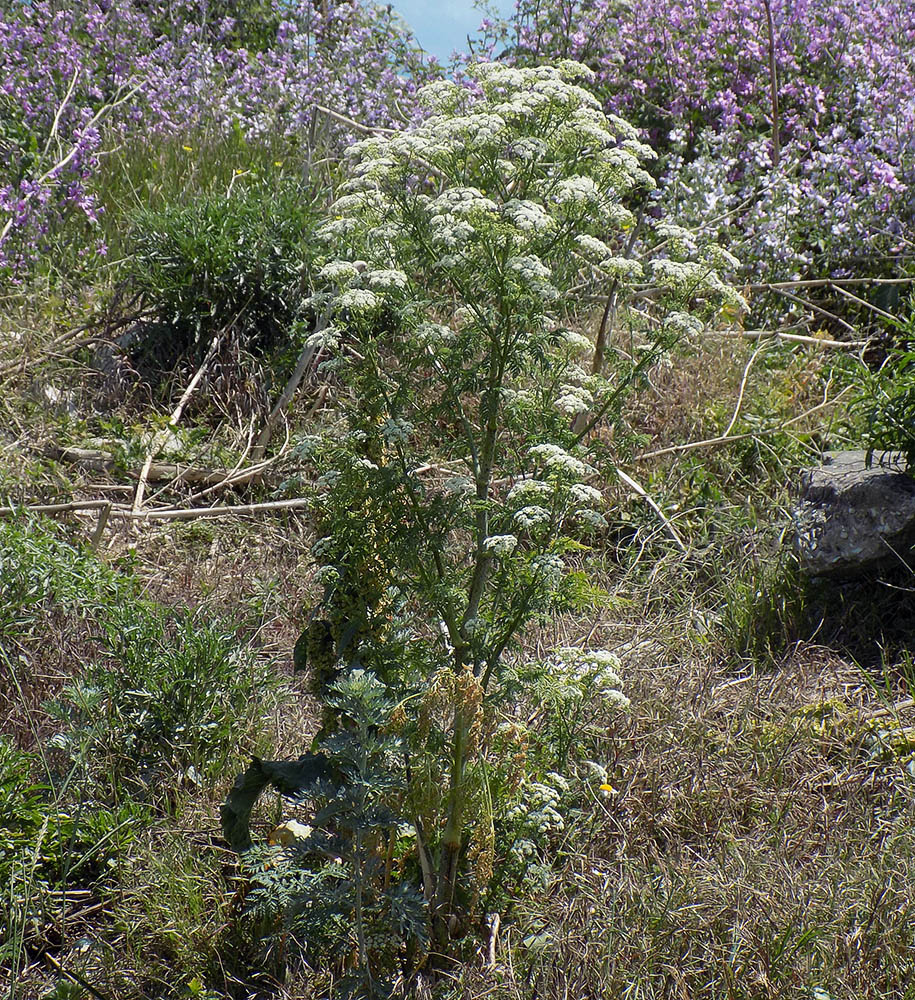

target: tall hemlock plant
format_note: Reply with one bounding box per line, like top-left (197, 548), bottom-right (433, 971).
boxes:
top-left (240, 61), bottom-right (743, 979)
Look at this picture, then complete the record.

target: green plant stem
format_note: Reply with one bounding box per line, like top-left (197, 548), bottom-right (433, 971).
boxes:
top-left (432, 705), bottom-right (469, 951)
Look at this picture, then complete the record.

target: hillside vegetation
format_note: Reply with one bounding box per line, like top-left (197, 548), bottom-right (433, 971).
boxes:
top-left (2, 2), bottom-right (915, 998)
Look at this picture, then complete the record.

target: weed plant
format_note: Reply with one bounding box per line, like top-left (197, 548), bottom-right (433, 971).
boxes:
top-left (117, 172), bottom-right (321, 409)
top-left (0, 515), bottom-right (278, 996)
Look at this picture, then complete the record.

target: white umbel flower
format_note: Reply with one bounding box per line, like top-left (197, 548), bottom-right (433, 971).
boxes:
top-left (554, 175), bottom-right (602, 205)
top-left (484, 534), bottom-right (518, 557)
top-left (531, 553), bottom-right (564, 584)
top-left (514, 505), bottom-right (551, 530)
top-left (503, 199), bottom-right (555, 232)
top-left (319, 260), bottom-right (362, 282)
top-left (508, 479), bottom-right (553, 503)
top-left (336, 288), bottom-right (380, 312)
top-left (529, 443), bottom-right (592, 477)
top-left (366, 268), bottom-right (408, 291)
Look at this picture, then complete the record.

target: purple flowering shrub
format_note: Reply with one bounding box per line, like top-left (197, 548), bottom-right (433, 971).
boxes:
top-left (0, 0), bottom-right (436, 281)
top-left (483, 0), bottom-right (915, 281)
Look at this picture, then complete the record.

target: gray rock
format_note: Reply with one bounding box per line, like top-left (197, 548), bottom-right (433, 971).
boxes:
top-left (794, 450), bottom-right (915, 577)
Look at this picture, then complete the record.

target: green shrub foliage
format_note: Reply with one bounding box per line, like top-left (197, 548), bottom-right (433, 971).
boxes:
top-left (124, 176), bottom-right (319, 396)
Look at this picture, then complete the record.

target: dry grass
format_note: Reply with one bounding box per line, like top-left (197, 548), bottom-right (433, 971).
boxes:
top-left (450, 639), bottom-right (915, 999)
top-left (3, 309), bottom-right (913, 999)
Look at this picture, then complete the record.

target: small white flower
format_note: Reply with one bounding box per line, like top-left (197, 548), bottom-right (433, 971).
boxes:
top-left (484, 534), bottom-right (518, 557)
top-left (508, 479), bottom-right (553, 503)
top-left (529, 443), bottom-right (592, 477)
top-left (510, 838), bottom-right (536, 861)
top-left (665, 311), bottom-right (704, 336)
top-left (699, 244), bottom-right (740, 271)
top-left (649, 258), bottom-right (705, 290)
top-left (569, 483), bottom-right (603, 506)
top-left (319, 260), bottom-right (361, 283)
top-left (559, 647), bottom-right (620, 671)
top-left (444, 476), bottom-right (475, 497)
top-left (354, 156), bottom-right (396, 181)
top-left (655, 222), bottom-right (696, 244)
top-left (599, 688), bottom-right (631, 709)
top-left (503, 198), bottom-right (555, 233)
top-left (317, 217), bottom-right (360, 240)
top-left (600, 257), bottom-right (644, 280)
top-left (418, 79), bottom-right (462, 108)
top-left (305, 326), bottom-right (340, 350)
top-left (453, 306), bottom-right (475, 327)
top-left (555, 389), bottom-right (593, 416)
top-left (582, 760), bottom-right (609, 784)
top-left (430, 187), bottom-right (498, 217)
top-left (575, 233), bottom-right (614, 260)
top-left (514, 505), bottom-right (551, 530)
top-left (531, 553), bottom-right (564, 584)
top-left (510, 136), bottom-right (548, 161)
top-left (415, 322), bottom-right (454, 345)
top-left (501, 388), bottom-right (534, 409)
top-left (336, 288), bottom-right (380, 312)
top-left (545, 771), bottom-right (570, 792)
top-left (429, 214), bottom-right (475, 248)
top-left (508, 254), bottom-right (552, 282)
top-left (366, 268), bottom-right (408, 291)
top-left (576, 508), bottom-right (608, 532)
top-left (559, 330), bottom-right (593, 353)
top-left (554, 175), bottom-right (602, 205)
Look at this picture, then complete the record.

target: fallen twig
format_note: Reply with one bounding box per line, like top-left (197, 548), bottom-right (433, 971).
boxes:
top-left (615, 466), bottom-right (688, 553)
top-left (745, 276), bottom-right (915, 290)
top-left (714, 329), bottom-right (871, 349)
top-left (133, 333), bottom-right (222, 511)
top-left (635, 385), bottom-right (852, 461)
top-left (0, 496), bottom-right (312, 523)
top-left (313, 102), bottom-right (398, 135)
top-left (43, 445), bottom-right (288, 488)
top-left (722, 341), bottom-right (766, 439)
top-left (0, 499), bottom-right (112, 516)
top-left (829, 282), bottom-right (899, 323)
top-left (252, 310), bottom-right (331, 462)
top-left (865, 698), bottom-right (915, 721)
top-left (121, 497), bottom-right (311, 521)
top-left (766, 284), bottom-right (858, 334)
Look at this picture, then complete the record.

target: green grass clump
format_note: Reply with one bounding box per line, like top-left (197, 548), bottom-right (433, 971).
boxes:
top-left (121, 173), bottom-right (321, 396)
top-left (0, 515), bottom-right (280, 997)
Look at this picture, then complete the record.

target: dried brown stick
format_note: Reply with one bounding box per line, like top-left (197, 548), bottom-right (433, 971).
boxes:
top-left (766, 285), bottom-right (858, 334)
top-left (722, 341), bottom-right (767, 439)
top-left (0, 499), bottom-right (112, 516)
top-left (714, 329), bottom-right (870, 349)
top-left (746, 277), bottom-right (915, 290)
top-left (122, 498), bottom-right (311, 521)
top-left (44, 445), bottom-right (285, 487)
top-left (829, 282), bottom-right (899, 323)
top-left (133, 333), bottom-right (222, 512)
top-left (251, 310), bottom-right (331, 462)
top-left (615, 466), bottom-right (688, 553)
top-left (0, 497), bottom-right (311, 521)
top-left (635, 385), bottom-right (852, 461)
top-left (864, 698), bottom-right (915, 721)
top-left (145, 413), bottom-right (257, 504)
